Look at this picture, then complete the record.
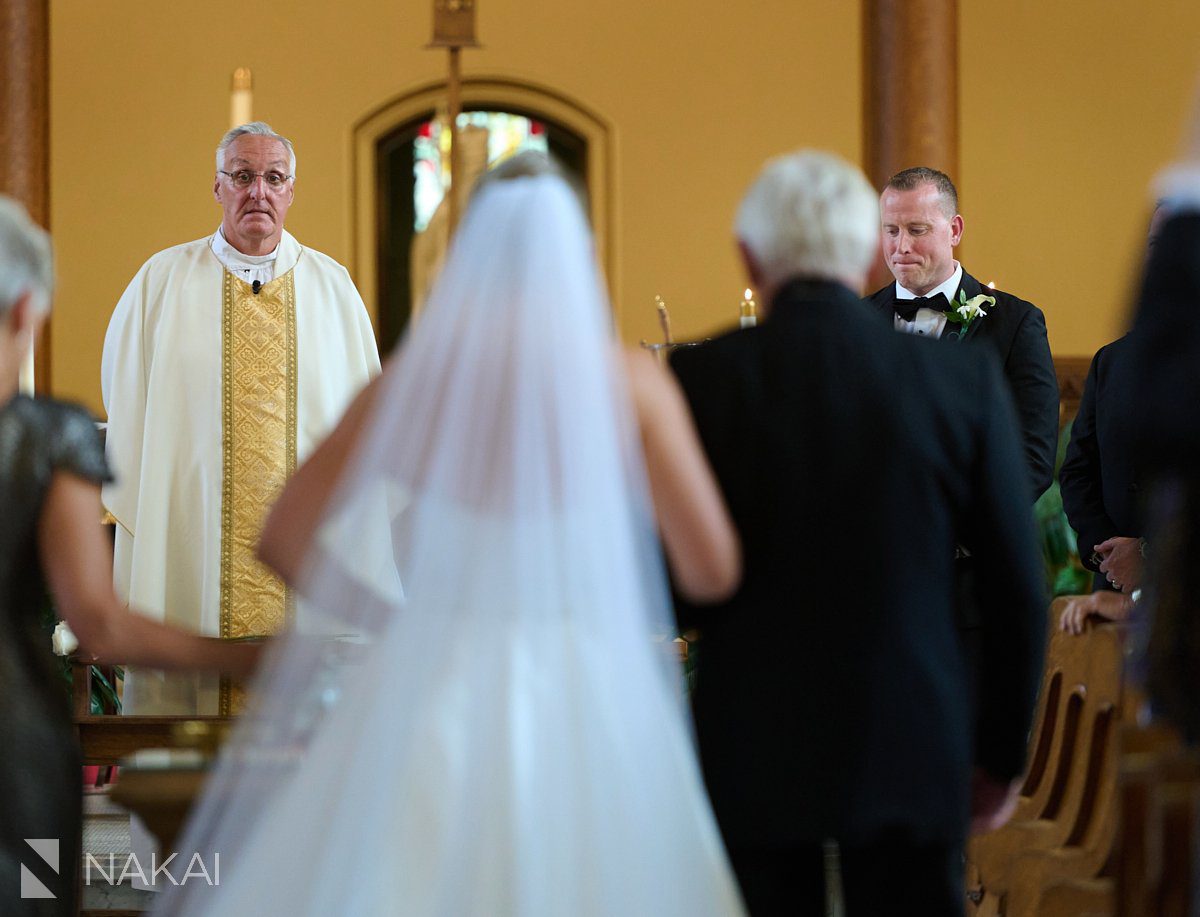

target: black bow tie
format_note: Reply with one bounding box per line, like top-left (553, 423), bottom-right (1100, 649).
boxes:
top-left (895, 292), bottom-right (948, 322)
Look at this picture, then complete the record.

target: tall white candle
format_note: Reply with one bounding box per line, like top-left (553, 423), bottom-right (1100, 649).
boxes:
top-left (230, 68), bottom-right (253, 128)
top-left (18, 338), bottom-right (34, 396)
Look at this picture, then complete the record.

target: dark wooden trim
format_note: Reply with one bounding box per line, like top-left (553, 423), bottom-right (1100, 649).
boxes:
top-left (0, 0), bottom-right (51, 392)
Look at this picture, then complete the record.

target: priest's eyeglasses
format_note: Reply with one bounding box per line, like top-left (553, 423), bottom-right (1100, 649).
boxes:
top-left (218, 169), bottom-right (293, 190)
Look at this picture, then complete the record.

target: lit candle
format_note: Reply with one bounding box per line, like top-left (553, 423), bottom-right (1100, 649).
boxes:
top-left (739, 288), bottom-right (757, 328)
top-left (18, 337), bottom-right (34, 396)
top-left (655, 294), bottom-right (674, 344)
top-left (230, 68), bottom-right (253, 128)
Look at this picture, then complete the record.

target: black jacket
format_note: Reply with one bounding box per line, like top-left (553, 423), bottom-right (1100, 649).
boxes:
top-left (866, 270), bottom-right (1060, 501)
top-left (1059, 336), bottom-right (1141, 590)
top-left (672, 278), bottom-right (1046, 848)
top-left (1126, 212), bottom-right (1200, 471)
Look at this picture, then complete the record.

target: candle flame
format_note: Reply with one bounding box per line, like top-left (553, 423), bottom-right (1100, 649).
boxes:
top-left (744, 288), bottom-right (753, 301)
top-left (987, 281), bottom-right (995, 289)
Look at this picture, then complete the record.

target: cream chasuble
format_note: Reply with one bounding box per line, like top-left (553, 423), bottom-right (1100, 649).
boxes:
top-left (102, 232), bottom-right (381, 716)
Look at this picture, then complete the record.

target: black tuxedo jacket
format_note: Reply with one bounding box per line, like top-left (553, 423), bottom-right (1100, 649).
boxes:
top-left (1059, 336), bottom-right (1142, 590)
top-left (671, 279), bottom-right (1046, 849)
top-left (1125, 212), bottom-right (1200, 472)
top-left (866, 271), bottom-right (1060, 501)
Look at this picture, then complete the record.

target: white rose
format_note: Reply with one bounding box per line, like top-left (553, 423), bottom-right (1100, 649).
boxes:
top-left (51, 621), bottom-right (78, 656)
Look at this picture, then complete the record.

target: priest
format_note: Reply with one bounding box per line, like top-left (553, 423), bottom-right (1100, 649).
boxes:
top-left (101, 122), bottom-right (381, 719)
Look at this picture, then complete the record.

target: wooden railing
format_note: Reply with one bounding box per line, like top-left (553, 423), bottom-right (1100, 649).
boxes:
top-left (72, 661), bottom-right (231, 766)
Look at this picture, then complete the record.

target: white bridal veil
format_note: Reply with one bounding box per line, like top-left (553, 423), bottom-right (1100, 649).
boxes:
top-left (155, 166), bottom-right (744, 916)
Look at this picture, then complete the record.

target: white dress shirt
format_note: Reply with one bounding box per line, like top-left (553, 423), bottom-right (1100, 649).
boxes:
top-left (893, 263), bottom-right (963, 339)
top-left (209, 226), bottom-right (279, 286)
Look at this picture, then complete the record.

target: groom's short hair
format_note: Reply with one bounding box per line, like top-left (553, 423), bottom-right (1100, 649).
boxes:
top-left (886, 167), bottom-right (959, 218)
top-left (735, 150), bottom-right (879, 289)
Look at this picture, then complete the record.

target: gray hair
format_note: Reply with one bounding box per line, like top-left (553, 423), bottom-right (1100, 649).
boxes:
top-left (216, 121), bottom-right (297, 177)
top-left (0, 195), bottom-right (53, 317)
top-left (735, 150), bottom-right (879, 288)
top-left (886, 166), bottom-right (958, 218)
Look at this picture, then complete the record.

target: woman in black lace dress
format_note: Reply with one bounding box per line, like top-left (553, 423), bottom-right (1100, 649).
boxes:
top-left (0, 197), bottom-right (261, 914)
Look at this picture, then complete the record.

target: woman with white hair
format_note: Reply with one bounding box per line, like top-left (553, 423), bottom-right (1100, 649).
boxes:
top-left (0, 196), bottom-right (261, 914)
top-left (155, 154), bottom-right (746, 916)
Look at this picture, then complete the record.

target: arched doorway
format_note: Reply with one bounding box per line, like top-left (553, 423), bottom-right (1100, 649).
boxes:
top-left (352, 78), bottom-right (614, 353)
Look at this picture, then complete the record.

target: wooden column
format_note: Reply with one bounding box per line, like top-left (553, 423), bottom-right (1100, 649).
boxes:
top-left (0, 0), bottom-right (51, 393)
top-left (863, 0), bottom-right (959, 191)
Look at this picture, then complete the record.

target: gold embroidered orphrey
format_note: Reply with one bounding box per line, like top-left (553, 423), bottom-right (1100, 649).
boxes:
top-left (220, 269), bottom-right (298, 714)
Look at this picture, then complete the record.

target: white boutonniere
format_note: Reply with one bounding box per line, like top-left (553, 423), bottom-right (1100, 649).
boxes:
top-left (944, 290), bottom-right (995, 336)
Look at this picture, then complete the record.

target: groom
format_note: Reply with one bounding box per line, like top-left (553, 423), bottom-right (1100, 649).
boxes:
top-left (671, 151), bottom-right (1046, 915)
top-left (865, 167), bottom-right (1059, 501)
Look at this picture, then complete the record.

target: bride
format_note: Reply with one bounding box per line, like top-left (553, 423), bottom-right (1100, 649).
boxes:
top-left (155, 153), bottom-right (746, 916)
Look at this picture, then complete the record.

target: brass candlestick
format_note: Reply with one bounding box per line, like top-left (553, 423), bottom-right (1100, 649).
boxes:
top-left (739, 288), bottom-right (757, 328)
top-left (656, 294), bottom-right (674, 344)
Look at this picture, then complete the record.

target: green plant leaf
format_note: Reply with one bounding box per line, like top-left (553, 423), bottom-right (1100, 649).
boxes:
top-left (1034, 425), bottom-right (1092, 597)
top-left (90, 665), bottom-right (123, 714)
top-left (1053, 564), bottom-right (1092, 597)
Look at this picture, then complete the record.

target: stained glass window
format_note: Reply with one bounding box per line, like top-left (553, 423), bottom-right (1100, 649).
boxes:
top-left (413, 111), bottom-right (550, 231)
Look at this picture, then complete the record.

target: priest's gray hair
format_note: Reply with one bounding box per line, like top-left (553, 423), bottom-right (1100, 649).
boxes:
top-left (216, 121), bottom-right (297, 177)
top-left (735, 150), bottom-right (878, 289)
top-left (0, 195), bottom-right (53, 317)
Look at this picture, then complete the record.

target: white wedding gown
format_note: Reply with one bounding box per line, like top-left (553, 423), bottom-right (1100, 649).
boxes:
top-left (154, 171), bottom-right (745, 916)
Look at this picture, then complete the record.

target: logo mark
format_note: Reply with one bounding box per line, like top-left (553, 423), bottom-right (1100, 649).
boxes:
top-left (21, 839), bottom-right (59, 899)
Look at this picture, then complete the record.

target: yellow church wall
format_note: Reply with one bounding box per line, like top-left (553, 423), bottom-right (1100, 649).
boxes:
top-left (46, 1), bottom-right (1200, 413)
top-left (48, 0), bottom-right (860, 413)
top-left (960, 0), bottom-right (1200, 356)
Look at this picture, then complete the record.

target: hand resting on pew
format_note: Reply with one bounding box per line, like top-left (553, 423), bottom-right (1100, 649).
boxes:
top-left (1058, 590), bottom-right (1135, 635)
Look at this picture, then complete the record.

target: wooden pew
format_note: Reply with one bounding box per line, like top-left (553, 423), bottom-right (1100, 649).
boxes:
top-left (1010, 722), bottom-right (1178, 917)
top-left (967, 598), bottom-right (1200, 916)
top-left (1113, 724), bottom-right (1200, 917)
top-left (966, 598), bottom-right (1130, 916)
